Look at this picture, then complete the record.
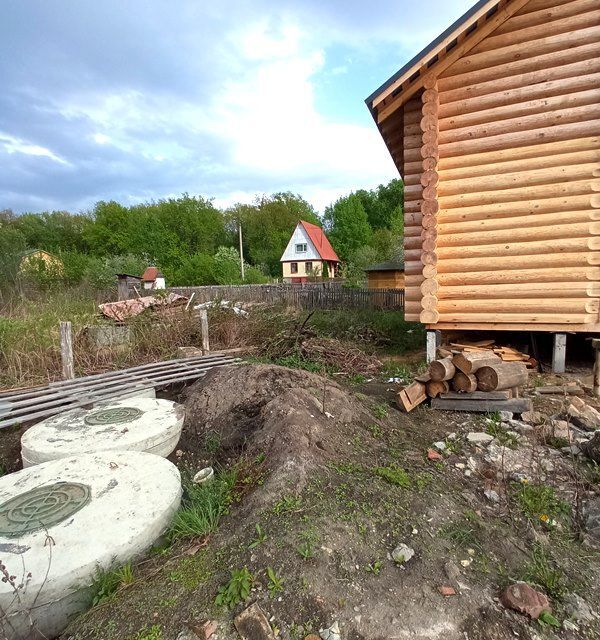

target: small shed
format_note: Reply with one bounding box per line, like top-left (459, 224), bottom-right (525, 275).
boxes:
top-left (365, 0), bottom-right (600, 336)
top-left (364, 261), bottom-right (405, 289)
top-left (141, 267), bottom-right (166, 290)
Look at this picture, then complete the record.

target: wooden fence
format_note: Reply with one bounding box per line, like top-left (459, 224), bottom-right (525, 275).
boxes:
top-left (168, 284), bottom-right (405, 311)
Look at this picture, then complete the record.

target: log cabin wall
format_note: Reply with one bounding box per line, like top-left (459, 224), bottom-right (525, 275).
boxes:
top-left (431, 0), bottom-right (600, 330)
top-left (370, 0), bottom-right (600, 332)
top-left (401, 93), bottom-right (425, 320)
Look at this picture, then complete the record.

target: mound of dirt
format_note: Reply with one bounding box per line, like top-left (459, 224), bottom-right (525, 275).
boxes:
top-left (182, 364), bottom-right (374, 502)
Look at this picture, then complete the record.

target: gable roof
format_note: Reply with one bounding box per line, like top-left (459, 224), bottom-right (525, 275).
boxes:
top-left (365, 0), bottom-right (528, 123)
top-left (299, 221), bottom-right (340, 262)
top-left (142, 266), bottom-right (159, 282)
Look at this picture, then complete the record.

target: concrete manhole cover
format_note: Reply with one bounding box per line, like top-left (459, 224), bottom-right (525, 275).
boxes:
top-left (0, 482), bottom-right (91, 537)
top-left (84, 406), bottom-right (143, 426)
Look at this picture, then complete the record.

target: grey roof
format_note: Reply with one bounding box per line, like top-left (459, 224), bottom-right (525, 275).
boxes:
top-left (364, 0), bottom-right (496, 115)
top-left (364, 261), bottom-right (405, 272)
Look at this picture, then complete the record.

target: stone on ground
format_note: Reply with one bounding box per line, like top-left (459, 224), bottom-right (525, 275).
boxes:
top-left (234, 602), bottom-right (274, 640)
top-left (500, 582), bottom-right (551, 619)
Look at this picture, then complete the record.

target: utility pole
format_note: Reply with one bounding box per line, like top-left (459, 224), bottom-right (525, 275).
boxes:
top-left (238, 221), bottom-right (245, 281)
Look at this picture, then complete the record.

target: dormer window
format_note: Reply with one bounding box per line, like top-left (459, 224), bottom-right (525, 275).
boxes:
top-left (295, 243), bottom-right (307, 253)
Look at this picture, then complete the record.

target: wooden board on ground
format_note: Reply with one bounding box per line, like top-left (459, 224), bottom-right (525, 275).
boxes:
top-left (431, 397), bottom-right (532, 414)
top-left (439, 390), bottom-right (511, 400)
top-left (397, 381), bottom-right (427, 412)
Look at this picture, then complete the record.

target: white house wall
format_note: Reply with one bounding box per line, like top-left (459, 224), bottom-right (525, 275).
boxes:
top-left (280, 224), bottom-right (320, 261)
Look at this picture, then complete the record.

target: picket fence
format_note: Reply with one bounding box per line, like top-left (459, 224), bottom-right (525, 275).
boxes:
top-left (168, 284), bottom-right (405, 311)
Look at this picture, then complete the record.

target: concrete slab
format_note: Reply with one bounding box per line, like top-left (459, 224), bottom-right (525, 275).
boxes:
top-left (21, 397), bottom-right (184, 467)
top-left (0, 451), bottom-right (181, 640)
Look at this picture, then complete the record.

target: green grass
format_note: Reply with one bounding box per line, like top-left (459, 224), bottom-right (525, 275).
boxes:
top-left (513, 483), bottom-right (571, 525)
top-left (439, 511), bottom-right (482, 549)
top-left (372, 403), bottom-right (389, 419)
top-left (167, 469), bottom-right (236, 542)
top-left (90, 562), bottom-right (135, 606)
top-left (519, 543), bottom-right (567, 600)
top-left (373, 464), bottom-right (411, 488)
top-left (307, 309), bottom-right (424, 354)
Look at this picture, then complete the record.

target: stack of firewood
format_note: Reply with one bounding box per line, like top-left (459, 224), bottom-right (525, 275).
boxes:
top-left (438, 339), bottom-right (537, 368)
top-left (398, 350), bottom-right (531, 414)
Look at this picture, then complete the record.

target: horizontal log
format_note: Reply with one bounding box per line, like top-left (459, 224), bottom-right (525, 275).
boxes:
top-left (440, 70), bottom-right (600, 121)
top-left (405, 212), bottom-right (423, 226)
top-left (437, 194), bottom-right (597, 225)
top-left (451, 371), bottom-right (478, 393)
top-left (429, 356), bottom-right (455, 382)
top-left (405, 274), bottom-right (425, 286)
top-left (405, 225), bottom-right (422, 237)
top-left (438, 210), bottom-right (600, 237)
top-left (445, 24), bottom-right (600, 78)
top-left (404, 200), bottom-right (423, 214)
top-left (438, 180), bottom-right (596, 210)
top-left (439, 103), bottom-right (600, 146)
top-left (440, 119), bottom-right (600, 158)
top-left (476, 362), bottom-right (528, 392)
top-left (405, 249), bottom-right (423, 261)
top-left (405, 289), bottom-right (422, 302)
top-left (435, 312), bottom-right (597, 324)
top-left (437, 238), bottom-right (600, 261)
top-left (452, 351), bottom-right (501, 375)
top-left (436, 266), bottom-right (600, 286)
top-left (437, 249), bottom-right (600, 274)
top-left (405, 235), bottom-right (422, 250)
top-left (438, 136), bottom-right (599, 172)
top-left (438, 163), bottom-right (599, 197)
top-left (405, 261), bottom-right (425, 276)
top-left (437, 281), bottom-right (600, 300)
top-left (472, 8), bottom-right (600, 56)
top-left (438, 41), bottom-right (600, 100)
top-left (436, 221), bottom-right (600, 247)
top-left (439, 146), bottom-right (600, 182)
top-left (440, 88), bottom-right (600, 136)
top-left (421, 309), bottom-right (440, 324)
top-left (437, 298), bottom-right (599, 315)
top-left (405, 301), bottom-right (423, 315)
top-left (423, 264), bottom-right (437, 279)
top-left (421, 279), bottom-right (439, 296)
top-left (495, 0), bottom-right (599, 36)
top-left (517, 0), bottom-right (573, 15)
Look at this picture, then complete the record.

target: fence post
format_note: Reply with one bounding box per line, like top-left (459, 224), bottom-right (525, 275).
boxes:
top-left (199, 309), bottom-right (210, 354)
top-left (60, 321), bottom-right (75, 380)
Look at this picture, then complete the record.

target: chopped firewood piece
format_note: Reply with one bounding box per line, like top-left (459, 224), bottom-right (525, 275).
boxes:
top-left (397, 381), bottom-right (427, 412)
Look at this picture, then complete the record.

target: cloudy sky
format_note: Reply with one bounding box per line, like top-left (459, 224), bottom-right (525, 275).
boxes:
top-left (1, 0), bottom-right (473, 215)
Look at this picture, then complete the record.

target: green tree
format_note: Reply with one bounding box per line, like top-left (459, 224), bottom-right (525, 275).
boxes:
top-left (324, 194), bottom-right (372, 262)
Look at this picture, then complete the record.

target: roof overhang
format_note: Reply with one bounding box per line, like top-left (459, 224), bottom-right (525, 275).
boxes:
top-left (365, 0), bottom-right (529, 125)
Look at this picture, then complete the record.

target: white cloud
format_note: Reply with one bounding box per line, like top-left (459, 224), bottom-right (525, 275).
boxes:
top-left (93, 132), bottom-right (110, 144)
top-left (0, 132), bottom-right (69, 164)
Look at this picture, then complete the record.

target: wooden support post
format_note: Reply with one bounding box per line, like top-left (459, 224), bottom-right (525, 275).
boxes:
top-left (60, 321), bottom-right (75, 380)
top-left (592, 338), bottom-right (600, 398)
top-left (199, 309), bottom-right (210, 354)
top-left (552, 333), bottom-right (567, 374)
top-left (426, 330), bottom-right (437, 364)
top-left (117, 276), bottom-right (130, 301)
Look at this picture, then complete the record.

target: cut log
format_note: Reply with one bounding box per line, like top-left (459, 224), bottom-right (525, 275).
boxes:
top-left (452, 351), bottom-right (501, 374)
top-left (397, 381), bottom-right (427, 412)
top-left (476, 362), bottom-right (528, 392)
top-left (429, 357), bottom-right (456, 382)
top-left (451, 371), bottom-right (478, 393)
top-left (427, 379), bottom-right (450, 398)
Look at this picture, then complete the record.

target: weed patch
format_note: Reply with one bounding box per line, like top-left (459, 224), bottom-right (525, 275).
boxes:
top-left (215, 567), bottom-right (253, 608)
top-left (373, 464), bottom-right (411, 488)
top-left (168, 469), bottom-right (236, 542)
top-left (90, 562), bottom-right (135, 606)
top-left (519, 543), bottom-right (567, 600)
top-left (513, 483), bottom-right (571, 526)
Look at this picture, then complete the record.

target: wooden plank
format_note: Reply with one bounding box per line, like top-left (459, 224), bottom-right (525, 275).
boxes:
top-left (60, 321), bottom-right (75, 380)
top-left (430, 322), bottom-right (600, 332)
top-left (440, 390), bottom-right (511, 400)
top-left (431, 397), bottom-right (533, 413)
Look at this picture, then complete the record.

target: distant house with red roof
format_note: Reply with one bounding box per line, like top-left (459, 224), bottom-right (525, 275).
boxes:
top-left (141, 266), bottom-right (166, 290)
top-left (280, 221), bottom-right (340, 283)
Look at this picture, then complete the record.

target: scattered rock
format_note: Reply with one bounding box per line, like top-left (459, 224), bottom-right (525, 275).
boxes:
top-left (319, 621), bottom-right (341, 640)
top-left (507, 420), bottom-right (534, 434)
top-left (500, 582), bottom-right (551, 619)
top-left (562, 592), bottom-right (597, 623)
top-left (438, 585), bottom-right (457, 597)
top-left (498, 411), bottom-right (513, 421)
top-left (581, 431), bottom-right (600, 463)
top-left (521, 410), bottom-right (543, 425)
top-left (305, 635), bottom-right (321, 640)
top-left (583, 497), bottom-right (600, 541)
top-left (188, 621), bottom-right (218, 640)
top-left (391, 543), bottom-right (415, 564)
top-left (433, 441), bottom-right (446, 451)
top-left (467, 432), bottom-right (494, 445)
top-left (427, 448), bottom-right (443, 461)
top-left (567, 397), bottom-right (600, 431)
top-left (444, 561), bottom-right (461, 583)
top-left (234, 603), bottom-right (275, 640)
top-left (176, 630), bottom-right (200, 640)
top-left (485, 443), bottom-right (553, 481)
top-left (484, 489), bottom-right (500, 503)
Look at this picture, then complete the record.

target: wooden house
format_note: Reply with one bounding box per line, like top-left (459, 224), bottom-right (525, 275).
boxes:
top-left (364, 261), bottom-right (405, 289)
top-left (19, 249), bottom-right (63, 274)
top-left (365, 0), bottom-right (600, 345)
top-left (280, 221), bottom-right (340, 283)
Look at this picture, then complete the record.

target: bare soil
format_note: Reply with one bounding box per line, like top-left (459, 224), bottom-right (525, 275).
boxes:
top-left (49, 363), bottom-right (600, 640)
